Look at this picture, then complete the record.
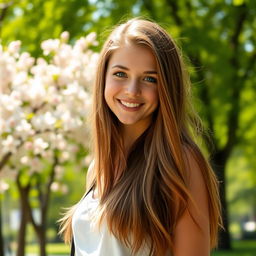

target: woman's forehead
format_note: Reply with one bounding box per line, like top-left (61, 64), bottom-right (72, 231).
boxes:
top-left (107, 44), bottom-right (157, 72)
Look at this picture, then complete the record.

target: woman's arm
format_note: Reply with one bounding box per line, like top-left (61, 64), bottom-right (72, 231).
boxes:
top-left (172, 151), bottom-right (210, 256)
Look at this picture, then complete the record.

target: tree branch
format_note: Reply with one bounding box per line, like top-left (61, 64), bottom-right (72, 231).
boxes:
top-left (162, 0), bottom-right (216, 152)
top-left (242, 51), bottom-right (256, 82)
top-left (190, 55), bottom-right (216, 147)
top-left (0, 128), bottom-right (58, 173)
top-left (142, 0), bottom-right (158, 21)
top-left (0, 101), bottom-right (49, 173)
top-left (0, 152), bottom-right (12, 171)
top-left (224, 4), bottom-right (248, 158)
top-left (16, 172), bottom-right (40, 234)
top-left (235, 50), bottom-right (256, 142)
top-left (165, 0), bottom-right (182, 26)
top-left (0, 1), bottom-right (13, 22)
top-left (0, 1), bottom-right (13, 36)
top-left (42, 151), bottom-right (58, 219)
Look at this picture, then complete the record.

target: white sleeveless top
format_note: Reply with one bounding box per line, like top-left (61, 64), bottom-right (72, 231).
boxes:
top-left (72, 190), bottom-right (151, 256)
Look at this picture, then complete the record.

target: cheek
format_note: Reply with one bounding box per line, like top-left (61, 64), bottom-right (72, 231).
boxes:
top-left (104, 76), bottom-right (118, 104)
top-left (145, 87), bottom-right (159, 105)
top-left (104, 85), bottom-right (111, 107)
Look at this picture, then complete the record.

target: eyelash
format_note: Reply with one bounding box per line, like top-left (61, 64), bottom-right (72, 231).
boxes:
top-left (114, 72), bottom-right (127, 78)
top-left (113, 72), bottom-right (157, 83)
top-left (144, 76), bottom-right (157, 83)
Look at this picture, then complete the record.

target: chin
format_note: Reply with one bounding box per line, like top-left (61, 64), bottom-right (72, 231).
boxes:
top-left (118, 120), bottom-right (137, 125)
top-left (117, 117), bottom-right (139, 125)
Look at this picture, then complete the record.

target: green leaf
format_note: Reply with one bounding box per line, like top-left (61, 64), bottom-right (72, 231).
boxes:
top-left (233, 0), bottom-right (244, 6)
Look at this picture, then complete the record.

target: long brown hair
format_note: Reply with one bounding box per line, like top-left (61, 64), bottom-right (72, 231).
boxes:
top-left (60, 18), bottom-right (222, 255)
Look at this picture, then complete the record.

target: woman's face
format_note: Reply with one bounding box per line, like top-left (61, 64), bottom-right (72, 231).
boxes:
top-left (104, 43), bottom-right (159, 131)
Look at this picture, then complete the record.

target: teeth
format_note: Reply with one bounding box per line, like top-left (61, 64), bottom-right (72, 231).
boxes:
top-left (120, 100), bottom-right (140, 108)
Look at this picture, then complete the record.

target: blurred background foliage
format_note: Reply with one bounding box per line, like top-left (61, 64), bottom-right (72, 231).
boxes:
top-left (0, 0), bottom-right (256, 254)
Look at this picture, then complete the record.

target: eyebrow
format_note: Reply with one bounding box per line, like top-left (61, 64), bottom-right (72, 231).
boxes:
top-left (111, 65), bottom-right (158, 74)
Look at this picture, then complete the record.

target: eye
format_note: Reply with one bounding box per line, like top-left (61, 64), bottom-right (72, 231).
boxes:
top-left (114, 71), bottom-right (127, 78)
top-left (144, 76), bottom-right (157, 83)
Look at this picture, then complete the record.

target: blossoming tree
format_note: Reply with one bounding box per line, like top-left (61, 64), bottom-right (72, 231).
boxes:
top-left (0, 32), bottom-right (98, 256)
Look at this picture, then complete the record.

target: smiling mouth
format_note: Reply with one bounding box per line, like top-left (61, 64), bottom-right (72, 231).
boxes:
top-left (120, 100), bottom-right (142, 108)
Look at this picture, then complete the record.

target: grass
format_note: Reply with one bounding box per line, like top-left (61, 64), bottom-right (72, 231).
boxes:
top-left (26, 243), bottom-right (69, 255)
top-left (212, 240), bottom-right (256, 256)
top-left (25, 239), bottom-right (256, 255)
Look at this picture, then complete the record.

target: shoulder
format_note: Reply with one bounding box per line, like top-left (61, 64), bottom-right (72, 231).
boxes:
top-left (183, 146), bottom-right (207, 193)
top-left (172, 145), bottom-right (210, 255)
top-left (182, 145), bottom-right (209, 216)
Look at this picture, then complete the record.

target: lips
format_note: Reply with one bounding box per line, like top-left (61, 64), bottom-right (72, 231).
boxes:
top-left (120, 100), bottom-right (141, 108)
top-left (117, 99), bottom-right (143, 111)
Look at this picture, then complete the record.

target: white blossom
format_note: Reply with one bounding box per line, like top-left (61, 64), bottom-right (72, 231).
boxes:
top-left (20, 155), bottom-right (30, 165)
top-left (60, 31), bottom-right (69, 42)
top-left (50, 181), bottom-right (59, 192)
top-left (17, 52), bottom-right (35, 71)
top-left (15, 119), bottom-right (34, 139)
top-left (41, 39), bottom-right (60, 55)
top-left (0, 180), bottom-right (10, 193)
top-left (0, 32), bottom-right (99, 195)
top-left (1, 135), bottom-right (20, 153)
top-left (33, 138), bottom-right (49, 154)
top-left (7, 40), bottom-right (21, 56)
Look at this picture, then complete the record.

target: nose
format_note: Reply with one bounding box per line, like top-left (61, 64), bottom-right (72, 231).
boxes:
top-left (125, 78), bottom-right (141, 96)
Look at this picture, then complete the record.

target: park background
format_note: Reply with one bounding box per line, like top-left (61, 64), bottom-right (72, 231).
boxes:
top-left (0, 0), bottom-right (255, 255)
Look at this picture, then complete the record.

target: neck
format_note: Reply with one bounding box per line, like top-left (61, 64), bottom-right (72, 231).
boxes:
top-left (120, 122), bottom-right (150, 155)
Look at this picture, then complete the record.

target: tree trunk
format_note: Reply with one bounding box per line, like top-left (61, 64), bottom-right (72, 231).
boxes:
top-left (16, 187), bottom-right (29, 256)
top-left (29, 208), bottom-right (47, 256)
top-left (38, 154), bottom-right (58, 256)
top-left (37, 226), bottom-right (47, 256)
top-left (211, 150), bottom-right (231, 250)
top-left (29, 155), bottom-right (58, 256)
top-left (33, 219), bottom-right (47, 256)
top-left (0, 199), bottom-right (4, 256)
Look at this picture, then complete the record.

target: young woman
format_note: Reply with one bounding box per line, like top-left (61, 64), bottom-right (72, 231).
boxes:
top-left (60, 18), bottom-right (222, 256)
